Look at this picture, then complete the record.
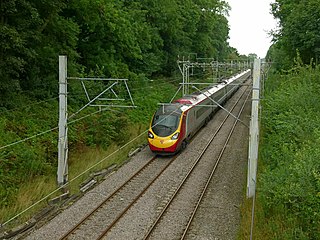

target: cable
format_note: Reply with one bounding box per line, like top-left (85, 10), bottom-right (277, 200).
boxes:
top-left (67, 76), bottom-right (182, 97)
top-left (0, 108), bottom-right (122, 151)
top-left (0, 127), bottom-right (58, 151)
top-left (65, 80), bottom-right (179, 117)
top-left (1, 126), bottom-right (149, 227)
top-left (0, 72), bottom-right (224, 151)
top-left (0, 97), bottom-right (58, 114)
top-left (2, 104), bottom-right (183, 226)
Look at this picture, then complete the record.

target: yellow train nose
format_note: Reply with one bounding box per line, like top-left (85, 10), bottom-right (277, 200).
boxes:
top-left (149, 137), bottom-right (177, 148)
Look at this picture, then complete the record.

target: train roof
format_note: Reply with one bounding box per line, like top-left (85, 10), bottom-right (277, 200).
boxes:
top-left (155, 103), bottom-right (183, 115)
top-left (173, 69), bottom-right (250, 112)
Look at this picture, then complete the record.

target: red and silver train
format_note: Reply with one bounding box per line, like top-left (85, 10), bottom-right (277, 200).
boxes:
top-left (148, 69), bottom-right (251, 154)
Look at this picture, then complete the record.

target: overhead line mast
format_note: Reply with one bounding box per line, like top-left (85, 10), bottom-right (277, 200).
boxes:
top-left (58, 56), bottom-right (135, 187)
top-left (177, 56), bottom-right (251, 97)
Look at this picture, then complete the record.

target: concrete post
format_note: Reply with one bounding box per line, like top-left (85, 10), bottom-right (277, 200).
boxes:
top-left (247, 58), bottom-right (261, 198)
top-left (58, 55), bottom-right (68, 186)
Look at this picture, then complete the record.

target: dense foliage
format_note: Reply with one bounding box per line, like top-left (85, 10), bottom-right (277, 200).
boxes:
top-left (0, 0), bottom-right (234, 108)
top-left (257, 1), bottom-right (320, 237)
top-left (255, 65), bottom-right (320, 239)
top-left (0, 76), bottom-right (178, 221)
top-left (268, 0), bottom-right (320, 70)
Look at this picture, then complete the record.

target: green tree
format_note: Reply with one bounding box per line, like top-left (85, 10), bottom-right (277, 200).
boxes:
top-left (68, 0), bottom-right (162, 78)
top-left (191, 0), bottom-right (230, 60)
top-left (0, 0), bottom-right (79, 106)
top-left (0, 0), bottom-right (28, 107)
top-left (270, 0), bottom-right (320, 68)
top-left (139, 0), bottom-right (186, 74)
top-left (140, 0), bottom-right (231, 74)
top-left (0, 0), bottom-right (234, 108)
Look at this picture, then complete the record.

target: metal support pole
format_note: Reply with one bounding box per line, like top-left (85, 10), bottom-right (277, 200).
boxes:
top-left (58, 55), bottom-right (68, 186)
top-left (186, 65), bottom-right (190, 95)
top-left (247, 58), bottom-right (261, 198)
top-left (183, 63), bottom-right (188, 96)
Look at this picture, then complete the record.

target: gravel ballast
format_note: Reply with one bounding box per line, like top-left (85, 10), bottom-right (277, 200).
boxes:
top-left (22, 83), bottom-right (251, 240)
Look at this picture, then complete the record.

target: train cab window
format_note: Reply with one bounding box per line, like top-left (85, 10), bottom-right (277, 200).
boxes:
top-left (152, 114), bottom-right (180, 137)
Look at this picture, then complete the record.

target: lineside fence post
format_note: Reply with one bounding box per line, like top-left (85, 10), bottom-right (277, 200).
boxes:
top-left (58, 55), bottom-right (68, 187)
top-left (247, 58), bottom-right (261, 198)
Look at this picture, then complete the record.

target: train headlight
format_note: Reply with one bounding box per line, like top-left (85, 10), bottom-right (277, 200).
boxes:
top-left (148, 131), bottom-right (154, 139)
top-left (171, 132), bottom-right (180, 140)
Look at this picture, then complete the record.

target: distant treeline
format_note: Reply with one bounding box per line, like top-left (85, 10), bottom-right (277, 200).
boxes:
top-left (0, 0), bottom-right (246, 108)
top-left (267, 0), bottom-right (320, 70)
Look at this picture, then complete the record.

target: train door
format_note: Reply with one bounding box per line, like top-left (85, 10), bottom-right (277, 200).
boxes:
top-left (185, 108), bottom-right (196, 140)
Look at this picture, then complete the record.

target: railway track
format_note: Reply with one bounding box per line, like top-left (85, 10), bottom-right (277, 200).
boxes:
top-left (25, 79), bottom-right (252, 240)
top-left (140, 81), bottom-right (252, 240)
top-left (59, 155), bottom-right (177, 240)
top-left (181, 83), bottom-right (251, 239)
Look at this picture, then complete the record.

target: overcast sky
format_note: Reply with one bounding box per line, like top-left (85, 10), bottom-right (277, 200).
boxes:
top-left (225, 0), bottom-right (278, 58)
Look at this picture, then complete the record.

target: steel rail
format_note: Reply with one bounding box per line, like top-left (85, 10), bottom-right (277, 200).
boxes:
top-left (60, 156), bottom-right (158, 239)
top-left (180, 83), bottom-right (252, 240)
top-left (61, 79), bottom-right (251, 240)
top-left (96, 155), bottom-right (178, 240)
top-left (143, 81), bottom-right (251, 240)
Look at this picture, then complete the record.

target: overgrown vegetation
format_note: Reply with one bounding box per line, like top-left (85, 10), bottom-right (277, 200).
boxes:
top-left (267, 0), bottom-right (320, 70)
top-left (0, 0), bottom-right (238, 108)
top-left (237, 1), bottom-right (320, 238)
top-left (0, 75), bottom-right (178, 224)
top-left (239, 64), bottom-right (320, 240)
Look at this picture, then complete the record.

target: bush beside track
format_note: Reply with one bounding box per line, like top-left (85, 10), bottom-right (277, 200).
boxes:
top-left (0, 76), bottom-right (177, 225)
top-left (239, 64), bottom-right (320, 239)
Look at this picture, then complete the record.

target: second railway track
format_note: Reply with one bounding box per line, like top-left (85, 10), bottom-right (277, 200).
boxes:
top-left (100, 80), bottom-right (252, 240)
top-left (140, 80), bottom-right (252, 240)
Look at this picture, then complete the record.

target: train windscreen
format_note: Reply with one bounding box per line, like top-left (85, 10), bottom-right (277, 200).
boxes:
top-left (152, 113), bottom-right (180, 137)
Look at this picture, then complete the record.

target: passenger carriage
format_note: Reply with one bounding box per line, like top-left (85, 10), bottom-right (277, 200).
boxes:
top-left (148, 70), bottom-right (251, 155)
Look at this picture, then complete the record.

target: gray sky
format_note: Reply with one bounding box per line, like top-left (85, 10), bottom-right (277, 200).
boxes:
top-left (226, 0), bottom-right (278, 58)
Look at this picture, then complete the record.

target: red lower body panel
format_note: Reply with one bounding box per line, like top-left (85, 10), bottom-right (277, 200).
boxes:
top-left (149, 141), bottom-right (179, 154)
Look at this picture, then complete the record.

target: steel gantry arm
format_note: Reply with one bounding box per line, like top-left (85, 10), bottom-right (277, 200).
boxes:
top-left (58, 56), bottom-right (136, 187)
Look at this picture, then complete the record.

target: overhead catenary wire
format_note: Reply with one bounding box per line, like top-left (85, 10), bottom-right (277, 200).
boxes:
top-left (0, 97), bottom-right (59, 114)
top-left (1, 68), bottom-right (231, 114)
top-left (65, 76), bottom-right (182, 107)
top-left (66, 72), bottom-right (240, 112)
top-left (2, 68), bottom-right (246, 226)
top-left (0, 86), bottom-right (162, 151)
top-left (65, 77), bottom-right (182, 116)
top-left (1, 76), bottom-right (151, 151)
top-left (0, 73), bottom-right (234, 151)
top-left (0, 107), bottom-right (118, 151)
top-left (1, 125), bottom-right (150, 227)
top-left (67, 76), bottom-right (182, 97)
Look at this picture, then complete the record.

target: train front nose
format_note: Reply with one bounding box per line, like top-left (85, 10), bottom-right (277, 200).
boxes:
top-left (148, 133), bottom-right (179, 153)
top-left (149, 138), bottom-right (176, 148)
top-left (148, 108), bottom-right (182, 153)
